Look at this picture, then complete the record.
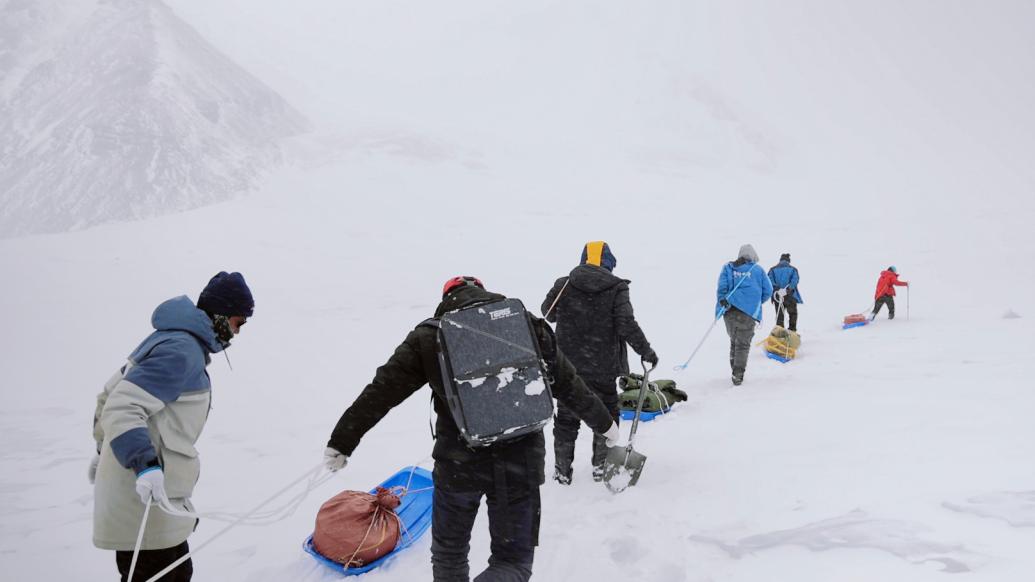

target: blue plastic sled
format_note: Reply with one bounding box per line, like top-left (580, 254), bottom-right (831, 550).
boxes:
top-left (620, 407), bottom-right (671, 422)
top-left (304, 466), bottom-right (434, 576)
top-left (842, 321), bottom-right (868, 330)
top-left (766, 351), bottom-right (792, 363)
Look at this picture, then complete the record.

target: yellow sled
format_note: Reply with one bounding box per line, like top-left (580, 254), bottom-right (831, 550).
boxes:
top-left (764, 326), bottom-right (800, 361)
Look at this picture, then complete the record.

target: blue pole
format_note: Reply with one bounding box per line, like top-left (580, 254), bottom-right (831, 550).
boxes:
top-left (674, 274), bottom-right (748, 371)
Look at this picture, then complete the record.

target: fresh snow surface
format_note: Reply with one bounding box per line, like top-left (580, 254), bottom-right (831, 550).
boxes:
top-left (2, 1), bottom-right (1035, 581)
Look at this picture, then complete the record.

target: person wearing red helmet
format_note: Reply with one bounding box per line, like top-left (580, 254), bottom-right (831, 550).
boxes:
top-left (324, 276), bottom-right (616, 582)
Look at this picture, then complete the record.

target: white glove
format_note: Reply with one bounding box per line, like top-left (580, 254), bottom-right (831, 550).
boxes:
top-left (324, 447), bottom-right (349, 472)
top-left (135, 467), bottom-right (168, 505)
top-left (603, 423), bottom-right (621, 448)
top-left (777, 288), bottom-right (788, 298)
top-left (88, 454), bottom-right (100, 484)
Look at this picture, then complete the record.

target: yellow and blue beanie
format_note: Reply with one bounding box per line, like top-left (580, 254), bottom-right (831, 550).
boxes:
top-left (580, 241), bottom-right (617, 272)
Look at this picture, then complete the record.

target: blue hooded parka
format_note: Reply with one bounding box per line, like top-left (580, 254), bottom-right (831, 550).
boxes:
top-left (767, 260), bottom-right (803, 303)
top-left (715, 245), bottom-right (773, 321)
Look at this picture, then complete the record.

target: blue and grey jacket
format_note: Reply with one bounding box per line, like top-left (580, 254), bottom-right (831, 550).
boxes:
top-left (767, 260), bottom-right (803, 303)
top-left (716, 260), bottom-right (773, 322)
top-left (92, 296), bottom-right (223, 551)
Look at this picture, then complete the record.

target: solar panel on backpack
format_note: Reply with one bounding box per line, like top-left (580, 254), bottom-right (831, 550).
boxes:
top-left (433, 298), bottom-right (554, 447)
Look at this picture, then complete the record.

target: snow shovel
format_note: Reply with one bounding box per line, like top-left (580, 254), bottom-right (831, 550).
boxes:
top-left (603, 360), bottom-right (658, 494)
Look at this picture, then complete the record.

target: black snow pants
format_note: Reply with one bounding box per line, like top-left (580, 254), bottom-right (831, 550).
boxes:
top-left (724, 308), bottom-right (757, 381)
top-left (115, 541), bottom-right (192, 581)
top-left (775, 297), bottom-right (798, 331)
top-left (553, 374), bottom-right (619, 477)
top-left (872, 295), bottom-right (896, 319)
top-left (431, 484), bottom-right (540, 582)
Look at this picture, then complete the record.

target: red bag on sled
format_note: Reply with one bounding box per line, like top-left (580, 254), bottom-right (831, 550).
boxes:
top-left (312, 486), bottom-right (402, 567)
top-left (843, 313), bottom-right (867, 325)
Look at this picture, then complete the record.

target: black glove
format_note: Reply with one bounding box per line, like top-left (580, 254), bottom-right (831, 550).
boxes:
top-left (720, 299), bottom-right (731, 310)
top-left (643, 349), bottom-right (659, 366)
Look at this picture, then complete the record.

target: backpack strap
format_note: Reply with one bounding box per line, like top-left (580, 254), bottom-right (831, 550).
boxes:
top-left (419, 317), bottom-right (440, 440)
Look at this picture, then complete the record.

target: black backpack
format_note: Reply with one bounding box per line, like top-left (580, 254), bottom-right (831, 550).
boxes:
top-left (424, 298), bottom-right (555, 447)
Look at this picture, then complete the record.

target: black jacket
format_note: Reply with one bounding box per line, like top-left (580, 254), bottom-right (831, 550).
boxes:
top-left (542, 264), bottom-right (652, 378)
top-left (328, 286), bottom-right (613, 492)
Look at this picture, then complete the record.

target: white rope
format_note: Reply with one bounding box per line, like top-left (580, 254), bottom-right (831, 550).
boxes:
top-left (143, 462), bottom-right (328, 582)
top-left (154, 464), bottom-right (333, 526)
top-left (127, 493), bottom-right (152, 581)
top-left (543, 279), bottom-right (569, 319)
top-left (145, 455), bottom-right (434, 580)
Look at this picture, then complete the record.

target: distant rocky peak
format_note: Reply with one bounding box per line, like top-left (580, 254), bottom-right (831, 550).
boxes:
top-left (0, 0), bottom-right (309, 238)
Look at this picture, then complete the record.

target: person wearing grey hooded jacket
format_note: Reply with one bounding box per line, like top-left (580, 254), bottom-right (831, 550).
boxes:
top-left (91, 272), bottom-right (253, 582)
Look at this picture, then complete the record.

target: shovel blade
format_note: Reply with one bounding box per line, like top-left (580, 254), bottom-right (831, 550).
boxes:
top-left (602, 445), bottom-right (647, 493)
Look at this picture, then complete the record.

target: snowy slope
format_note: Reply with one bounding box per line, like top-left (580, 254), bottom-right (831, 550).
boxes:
top-left (0, 0), bottom-right (308, 238)
top-left (2, 1), bottom-right (1035, 581)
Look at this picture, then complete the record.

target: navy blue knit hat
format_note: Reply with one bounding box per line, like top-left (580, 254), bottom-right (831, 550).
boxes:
top-left (580, 241), bottom-right (617, 272)
top-left (198, 272), bottom-right (254, 317)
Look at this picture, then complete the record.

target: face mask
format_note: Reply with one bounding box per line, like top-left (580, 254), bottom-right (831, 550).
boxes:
top-left (212, 314), bottom-right (234, 348)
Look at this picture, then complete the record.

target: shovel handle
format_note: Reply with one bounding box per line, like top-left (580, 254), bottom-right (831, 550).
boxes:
top-left (626, 359), bottom-right (657, 443)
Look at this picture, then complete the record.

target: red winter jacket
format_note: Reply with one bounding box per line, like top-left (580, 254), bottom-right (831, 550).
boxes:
top-left (874, 270), bottom-right (907, 299)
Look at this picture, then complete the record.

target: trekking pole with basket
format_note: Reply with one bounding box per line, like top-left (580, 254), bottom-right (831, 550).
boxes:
top-left (602, 359), bottom-right (658, 494)
top-left (673, 275), bottom-right (748, 372)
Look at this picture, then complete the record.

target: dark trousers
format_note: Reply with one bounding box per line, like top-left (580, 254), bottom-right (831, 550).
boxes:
top-left (431, 486), bottom-right (539, 582)
top-left (872, 295), bottom-right (895, 319)
top-left (775, 298), bottom-right (798, 331)
top-left (553, 375), bottom-right (619, 475)
top-left (115, 541), bottom-right (192, 581)
top-left (723, 308), bottom-right (757, 379)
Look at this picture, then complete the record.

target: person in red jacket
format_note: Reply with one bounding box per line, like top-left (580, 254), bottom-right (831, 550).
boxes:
top-left (871, 266), bottom-right (909, 320)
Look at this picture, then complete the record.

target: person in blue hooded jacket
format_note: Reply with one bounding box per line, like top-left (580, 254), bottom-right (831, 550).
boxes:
top-left (716, 244), bottom-right (772, 386)
top-left (91, 272), bottom-right (253, 582)
top-left (767, 253), bottom-right (803, 332)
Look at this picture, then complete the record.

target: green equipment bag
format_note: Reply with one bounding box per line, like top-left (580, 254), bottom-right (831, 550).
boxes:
top-left (617, 375), bottom-right (687, 412)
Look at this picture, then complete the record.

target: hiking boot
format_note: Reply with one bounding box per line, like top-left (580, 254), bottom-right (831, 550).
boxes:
top-left (592, 465), bottom-right (605, 482)
top-left (732, 374), bottom-right (743, 386)
top-left (553, 468), bottom-right (572, 485)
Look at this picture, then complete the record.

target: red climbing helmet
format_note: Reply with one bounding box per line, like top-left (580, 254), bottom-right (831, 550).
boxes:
top-left (442, 275), bottom-right (484, 298)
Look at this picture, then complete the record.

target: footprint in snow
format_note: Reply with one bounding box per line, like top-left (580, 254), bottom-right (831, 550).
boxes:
top-left (689, 509), bottom-right (976, 573)
top-left (943, 491), bottom-right (1035, 527)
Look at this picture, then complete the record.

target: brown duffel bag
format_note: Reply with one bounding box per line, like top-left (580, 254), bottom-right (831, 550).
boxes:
top-left (312, 486), bottom-right (402, 567)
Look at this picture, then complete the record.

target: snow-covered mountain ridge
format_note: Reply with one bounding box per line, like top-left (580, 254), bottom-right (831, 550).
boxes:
top-left (0, 0), bottom-right (307, 238)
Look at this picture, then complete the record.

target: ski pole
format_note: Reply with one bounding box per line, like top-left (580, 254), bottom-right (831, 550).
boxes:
top-left (674, 273), bottom-right (747, 371)
top-left (128, 494), bottom-right (153, 581)
top-left (673, 311), bottom-right (724, 371)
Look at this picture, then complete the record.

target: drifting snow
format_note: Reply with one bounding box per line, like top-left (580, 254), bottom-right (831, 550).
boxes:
top-left (1, 1), bottom-right (1034, 581)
